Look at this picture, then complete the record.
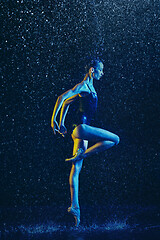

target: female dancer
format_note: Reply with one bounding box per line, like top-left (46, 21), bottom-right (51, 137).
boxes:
top-left (51, 59), bottom-right (120, 226)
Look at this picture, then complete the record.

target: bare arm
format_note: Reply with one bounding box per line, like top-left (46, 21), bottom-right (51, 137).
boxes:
top-left (56, 94), bottom-right (79, 137)
top-left (51, 81), bottom-right (87, 134)
top-left (59, 94), bottom-right (79, 126)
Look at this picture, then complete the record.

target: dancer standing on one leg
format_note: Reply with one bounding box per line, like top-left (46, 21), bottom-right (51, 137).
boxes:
top-left (51, 58), bottom-right (120, 227)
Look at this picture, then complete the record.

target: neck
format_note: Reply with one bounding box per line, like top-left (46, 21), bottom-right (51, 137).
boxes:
top-left (84, 73), bottom-right (94, 85)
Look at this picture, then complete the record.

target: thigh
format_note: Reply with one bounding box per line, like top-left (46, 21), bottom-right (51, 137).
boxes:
top-left (72, 124), bottom-right (120, 144)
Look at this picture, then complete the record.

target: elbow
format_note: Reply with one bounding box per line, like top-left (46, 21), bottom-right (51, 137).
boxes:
top-left (58, 95), bottom-right (62, 100)
top-left (63, 99), bottom-right (69, 106)
top-left (59, 93), bottom-right (68, 102)
top-left (57, 95), bottom-right (63, 103)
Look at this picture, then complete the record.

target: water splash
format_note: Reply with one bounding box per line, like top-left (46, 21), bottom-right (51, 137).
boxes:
top-left (2, 220), bottom-right (131, 235)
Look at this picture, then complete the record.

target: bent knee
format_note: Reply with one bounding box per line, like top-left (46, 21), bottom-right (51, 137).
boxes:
top-left (114, 135), bottom-right (120, 145)
top-left (72, 124), bottom-right (87, 138)
top-left (76, 124), bottom-right (87, 133)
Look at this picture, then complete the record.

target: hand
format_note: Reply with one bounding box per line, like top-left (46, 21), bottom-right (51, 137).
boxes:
top-left (51, 120), bottom-right (60, 135)
top-left (58, 124), bottom-right (67, 137)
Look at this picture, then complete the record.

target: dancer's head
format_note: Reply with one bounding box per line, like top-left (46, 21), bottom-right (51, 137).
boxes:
top-left (85, 58), bottom-right (104, 80)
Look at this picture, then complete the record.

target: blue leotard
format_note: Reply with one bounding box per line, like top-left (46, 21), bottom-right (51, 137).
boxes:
top-left (72, 84), bottom-right (98, 128)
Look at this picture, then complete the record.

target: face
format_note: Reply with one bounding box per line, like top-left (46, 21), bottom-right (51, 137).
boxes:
top-left (93, 62), bottom-right (104, 80)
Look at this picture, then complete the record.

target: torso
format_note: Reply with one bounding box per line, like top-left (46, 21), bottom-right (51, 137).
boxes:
top-left (69, 79), bottom-right (98, 131)
top-left (77, 81), bottom-right (98, 125)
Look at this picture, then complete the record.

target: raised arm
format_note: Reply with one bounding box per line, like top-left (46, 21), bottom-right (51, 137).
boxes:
top-left (51, 81), bottom-right (86, 134)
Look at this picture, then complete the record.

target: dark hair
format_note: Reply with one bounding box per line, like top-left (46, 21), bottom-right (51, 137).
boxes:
top-left (85, 57), bottom-right (103, 73)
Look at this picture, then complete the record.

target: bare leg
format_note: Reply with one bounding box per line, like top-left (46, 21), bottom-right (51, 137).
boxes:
top-left (69, 136), bottom-right (88, 208)
top-left (67, 124), bottom-right (119, 226)
top-left (72, 124), bottom-right (120, 159)
top-left (68, 136), bottom-right (88, 226)
top-left (84, 140), bottom-right (115, 158)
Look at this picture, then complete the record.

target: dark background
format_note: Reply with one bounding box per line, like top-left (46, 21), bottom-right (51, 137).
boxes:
top-left (0, 0), bottom-right (160, 210)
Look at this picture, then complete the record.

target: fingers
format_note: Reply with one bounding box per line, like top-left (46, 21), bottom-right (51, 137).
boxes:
top-left (54, 128), bottom-right (65, 137)
top-left (54, 129), bottom-right (59, 134)
top-left (58, 131), bottom-right (65, 137)
top-left (52, 124), bottom-right (66, 137)
top-left (59, 130), bottom-right (65, 137)
top-left (60, 133), bottom-right (65, 137)
top-left (52, 121), bottom-right (60, 134)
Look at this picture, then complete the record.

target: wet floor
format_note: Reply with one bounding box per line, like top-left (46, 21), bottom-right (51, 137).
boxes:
top-left (1, 224), bottom-right (160, 240)
top-left (1, 204), bottom-right (160, 240)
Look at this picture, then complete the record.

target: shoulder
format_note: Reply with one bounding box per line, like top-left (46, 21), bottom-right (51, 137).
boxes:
top-left (72, 79), bottom-right (89, 93)
top-left (60, 77), bottom-right (90, 100)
